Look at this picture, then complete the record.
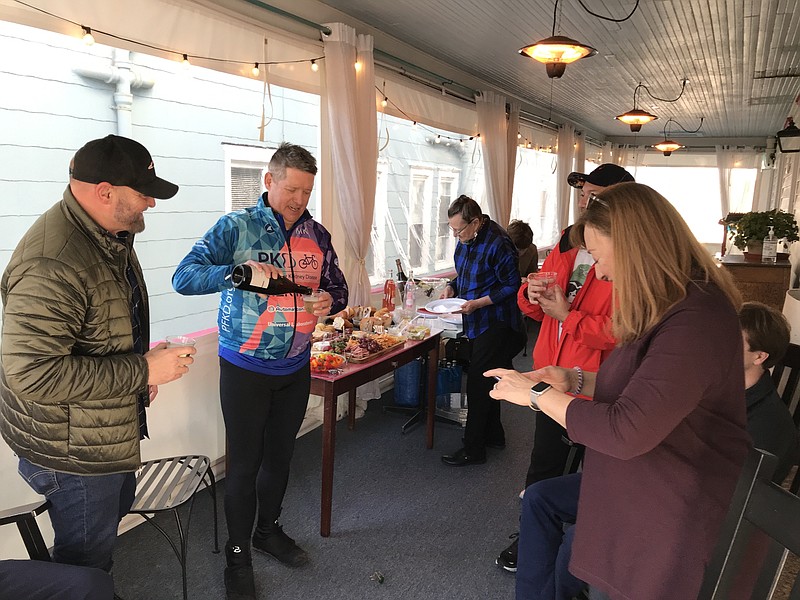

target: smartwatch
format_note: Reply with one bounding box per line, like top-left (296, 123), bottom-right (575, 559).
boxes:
top-left (529, 381), bottom-right (551, 412)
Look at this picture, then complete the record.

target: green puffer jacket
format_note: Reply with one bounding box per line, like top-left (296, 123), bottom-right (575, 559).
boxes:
top-left (1, 186), bottom-right (150, 475)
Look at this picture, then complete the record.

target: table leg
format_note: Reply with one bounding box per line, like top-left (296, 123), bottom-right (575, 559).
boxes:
top-left (348, 389), bottom-right (356, 430)
top-left (426, 343), bottom-right (439, 449)
top-left (320, 387), bottom-right (336, 537)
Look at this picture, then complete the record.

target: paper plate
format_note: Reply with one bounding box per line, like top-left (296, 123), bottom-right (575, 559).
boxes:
top-left (425, 298), bottom-right (466, 314)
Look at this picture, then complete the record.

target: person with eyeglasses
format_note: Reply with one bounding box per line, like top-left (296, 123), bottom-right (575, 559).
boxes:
top-left (487, 182), bottom-right (750, 600)
top-left (494, 164), bottom-right (634, 579)
top-left (440, 195), bottom-right (525, 467)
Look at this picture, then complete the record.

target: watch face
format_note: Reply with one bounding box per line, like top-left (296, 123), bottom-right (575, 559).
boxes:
top-left (531, 381), bottom-right (550, 394)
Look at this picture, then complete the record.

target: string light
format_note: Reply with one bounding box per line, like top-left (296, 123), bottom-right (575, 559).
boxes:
top-left (7, 2), bottom-right (324, 76)
top-left (81, 25), bottom-right (94, 46)
top-left (372, 84), bottom-right (479, 145)
top-left (518, 132), bottom-right (522, 139)
top-left (251, 63), bottom-right (260, 77)
top-left (354, 60), bottom-right (362, 72)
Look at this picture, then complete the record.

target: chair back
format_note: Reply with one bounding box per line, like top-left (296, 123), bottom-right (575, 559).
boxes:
top-left (0, 500), bottom-right (51, 560)
top-left (698, 448), bottom-right (800, 599)
top-left (771, 342), bottom-right (800, 427)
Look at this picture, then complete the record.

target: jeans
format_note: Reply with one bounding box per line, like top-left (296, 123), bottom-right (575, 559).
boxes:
top-left (0, 559), bottom-right (113, 600)
top-left (17, 458), bottom-right (135, 571)
top-left (219, 358), bottom-right (311, 544)
top-left (517, 473), bottom-right (586, 600)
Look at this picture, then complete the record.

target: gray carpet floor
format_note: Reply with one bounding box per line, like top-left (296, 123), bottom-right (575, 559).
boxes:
top-left (113, 328), bottom-right (539, 600)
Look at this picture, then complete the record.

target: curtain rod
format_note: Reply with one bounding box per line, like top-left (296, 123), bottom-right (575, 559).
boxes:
top-left (240, 0), bottom-right (332, 35)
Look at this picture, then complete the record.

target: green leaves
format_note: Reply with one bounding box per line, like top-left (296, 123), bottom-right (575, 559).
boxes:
top-left (727, 210), bottom-right (799, 250)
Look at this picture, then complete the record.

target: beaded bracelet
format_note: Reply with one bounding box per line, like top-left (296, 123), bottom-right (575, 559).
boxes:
top-left (572, 366), bottom-right (584, 396)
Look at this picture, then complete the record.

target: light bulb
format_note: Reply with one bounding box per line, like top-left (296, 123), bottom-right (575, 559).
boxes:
top-left (354, 60), bottom-right (362, 72)
top-left (182, 54), bottom-right (191, 68)
top-left (381, 97), bottom-right (388, 108)
top-left (435, 135), bottom-right (441, 143)
top-left (517, 132), bottom-right (522, 139)
top-left (310, 60), bottom-right (319, 72)
top-left (251, 63), bottom-right (260, 77)
top-left (82, 26), bottom-right (94, 46)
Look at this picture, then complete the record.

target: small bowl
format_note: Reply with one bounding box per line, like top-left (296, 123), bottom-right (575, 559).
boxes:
top-left (310, 352), bottom-right (347, 374)
top-left (406, 325), bottom-right (430, 340)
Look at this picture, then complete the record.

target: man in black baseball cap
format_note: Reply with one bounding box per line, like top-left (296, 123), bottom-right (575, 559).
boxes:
top-left (567, 163), bottom-right (634, 212)
top-left (1, 135), bottom-right (191, 579)
top-left (71, 134), bottom-right (179, 200)
top-left (495, 161), bottom-right (635, 577)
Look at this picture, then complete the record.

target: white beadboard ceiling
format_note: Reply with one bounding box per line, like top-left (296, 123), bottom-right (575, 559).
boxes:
top-left (314, 0), bottom-right (800, 145)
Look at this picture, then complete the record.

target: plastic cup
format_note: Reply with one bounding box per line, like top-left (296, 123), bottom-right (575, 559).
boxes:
top-left (165, 335), bottom-right (196, 357)
top-left (531, 271), bottom-right (558, 289)
top-left (303, 289), bottom-right (324, 313)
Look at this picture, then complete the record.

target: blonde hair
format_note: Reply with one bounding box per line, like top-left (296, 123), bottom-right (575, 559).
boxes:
top-left (572, 182), bottom-right (741, 343)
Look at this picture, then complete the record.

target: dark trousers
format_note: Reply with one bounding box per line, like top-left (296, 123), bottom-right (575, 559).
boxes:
top-left (517, 473), bottom-right (585, 600)
top-left (220, 358), bottom-right (311, 544)
top-left (0, 559), bottom-right (114, 600)
top-left (463, 324), bottom-right (524, 455)
top-left (525, 412), bottom-right (573, 487)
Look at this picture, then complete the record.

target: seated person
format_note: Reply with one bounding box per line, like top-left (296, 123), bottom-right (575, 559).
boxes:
top-left (0, 559), bottom-right (113, 600)
top-left (507, 219), bottom-right (538, 279)
top-left (739, 301), bottom-right (799, 483)
top-left (515, 301), bottom-right (799, 600)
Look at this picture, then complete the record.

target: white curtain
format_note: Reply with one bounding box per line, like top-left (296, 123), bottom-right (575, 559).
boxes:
top-left (601, 141), bottom-right (613, 164)
top-left (476, 91), bottom-right (518, 226)
top-left (322, 23), bottom-right (377, 305)
top-left (556, 123), bottom-right (576, 231)
top-left (572, 131), bottom-right (585, 222)
top-left (715, 145), bottom-right (735, 218)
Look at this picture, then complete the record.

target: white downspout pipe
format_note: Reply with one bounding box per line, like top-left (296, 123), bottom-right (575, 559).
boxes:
top-left (73, 49), bottom-right (155, 138)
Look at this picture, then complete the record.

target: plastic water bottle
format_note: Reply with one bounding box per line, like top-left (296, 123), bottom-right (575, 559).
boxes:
top-left (762, 226), bottom-right (777, 264)
top-left (404, 270), bottom-right (417, 316)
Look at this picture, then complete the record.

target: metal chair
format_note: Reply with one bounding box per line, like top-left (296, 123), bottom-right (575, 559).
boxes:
top-left (0, 500), bottom-right (51, 561)
top-left (770, 341), bottom-right (800, 493)
top-left (130, 455), bottom-right (219, 600)
top-left (698, 447), bottom-right (800, 599)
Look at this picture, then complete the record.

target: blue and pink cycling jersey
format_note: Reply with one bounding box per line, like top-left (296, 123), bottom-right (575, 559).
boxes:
top-left (172, 194), bottom-right (348, 368)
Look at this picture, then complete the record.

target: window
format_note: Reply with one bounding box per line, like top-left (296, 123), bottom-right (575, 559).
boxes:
top-left (230, 165), bottom-right (265, 211)
top-left (366, 114), bottom-right (486, 284)
top-left (510, 147), bottom-right (560, 247)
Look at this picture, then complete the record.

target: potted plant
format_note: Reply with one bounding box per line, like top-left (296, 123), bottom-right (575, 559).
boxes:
top-left (726, 210), bottom-right (799, 261)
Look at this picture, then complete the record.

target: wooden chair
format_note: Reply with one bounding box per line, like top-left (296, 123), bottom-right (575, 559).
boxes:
top-left (770, 342), bottom-right (800, 493)
top-left (698, 447), bottom-right (800, 599)
top-left (130, 455), bottom-right (219, 600)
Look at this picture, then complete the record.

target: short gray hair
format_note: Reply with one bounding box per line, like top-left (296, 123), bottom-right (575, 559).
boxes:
top-left (268, 142), bottom-right (318, 181)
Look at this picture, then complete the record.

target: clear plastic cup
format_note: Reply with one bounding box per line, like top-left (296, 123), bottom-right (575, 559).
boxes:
top-left (165, 335), bottom-right (196, 357)
top-left (302, 289), bottom-right (324, 313)
top-left (531, 271), bottom-right (558, 289)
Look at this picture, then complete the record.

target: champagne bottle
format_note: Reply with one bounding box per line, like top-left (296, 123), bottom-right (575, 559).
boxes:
top-left (395, 258), bottom-right (408, 283)
top-left (231, 264), bottom-right (312, 295)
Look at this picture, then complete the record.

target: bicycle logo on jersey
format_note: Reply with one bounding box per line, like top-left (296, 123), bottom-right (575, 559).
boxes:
top-left (298, 254), bottom-right (319, 269)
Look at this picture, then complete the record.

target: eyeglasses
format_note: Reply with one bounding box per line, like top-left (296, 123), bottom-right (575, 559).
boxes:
top-left (586, 192), bottom-right (608, 209)
top-left (451, 218), bottom-right (476, 236)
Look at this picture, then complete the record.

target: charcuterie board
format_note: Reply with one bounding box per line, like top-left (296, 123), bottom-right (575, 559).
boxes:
top-left (344, 333), bottom-right (406, 363)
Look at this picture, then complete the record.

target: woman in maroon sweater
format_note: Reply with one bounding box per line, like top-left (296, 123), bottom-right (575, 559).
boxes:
top-left (488, 182), bottom-right (750, 600)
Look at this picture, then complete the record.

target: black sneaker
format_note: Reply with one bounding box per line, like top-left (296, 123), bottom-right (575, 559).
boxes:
top-left (225, 543), bottom-right (256, 600)
top-left (253, 522), bottom-right (309, 567)
top-left (496, 533), bottom-right (519, 573)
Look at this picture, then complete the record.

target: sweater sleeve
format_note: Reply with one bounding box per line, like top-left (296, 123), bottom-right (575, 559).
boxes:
top-left (172, 216), bottom-right (239, 296)
top-left (566, 299), bottom-right (741, 460)
top-left (488, 238), bottom-right (523, 306)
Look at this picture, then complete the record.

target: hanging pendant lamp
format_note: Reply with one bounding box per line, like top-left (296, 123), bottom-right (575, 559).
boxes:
top-left (615, 84), bottom-right (657, 131)
top-left (519, 1), bottom-right (596, 79)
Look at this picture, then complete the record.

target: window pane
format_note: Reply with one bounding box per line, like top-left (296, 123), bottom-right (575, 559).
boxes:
top-left (367, 114), bottom-right (485, 284)
top-left (510, 147), bottom-right (560, 247)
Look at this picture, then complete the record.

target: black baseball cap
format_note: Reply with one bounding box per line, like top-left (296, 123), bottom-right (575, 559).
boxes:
top-left (71, 135), bottom-right (179, 199)
top-left (567, 163), bottom-right (635, 189)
